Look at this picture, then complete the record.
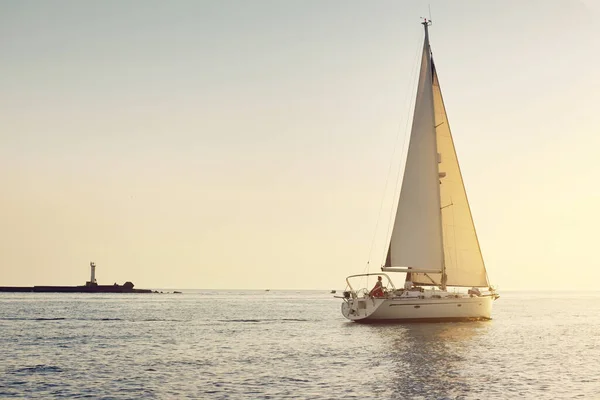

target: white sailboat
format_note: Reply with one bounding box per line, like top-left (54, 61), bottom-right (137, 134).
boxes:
top-left (341, 19), bottom-right (499, 322)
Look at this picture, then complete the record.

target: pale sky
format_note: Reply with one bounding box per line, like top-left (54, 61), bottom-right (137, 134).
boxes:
top-left (1, 0), bottom-right (599, 290)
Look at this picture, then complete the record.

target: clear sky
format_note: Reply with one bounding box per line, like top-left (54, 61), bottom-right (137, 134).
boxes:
top-left (1, 0), bottom-right (599, 290)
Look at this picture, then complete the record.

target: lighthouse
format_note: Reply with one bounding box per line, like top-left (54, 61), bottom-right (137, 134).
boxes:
top-left (89, 262), bottom-right (97, 285)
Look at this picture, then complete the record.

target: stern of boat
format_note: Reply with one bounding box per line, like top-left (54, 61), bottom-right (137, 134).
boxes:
top-left (339, 273), bottom-right (396, 321)
top-left (341, 293), bottom-right (386, 321)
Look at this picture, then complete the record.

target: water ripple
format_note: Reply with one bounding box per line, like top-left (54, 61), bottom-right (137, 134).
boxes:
top-left (11, 365), bottom-right (63, 374)
top-left (1, 291), bottom-right (599, 399)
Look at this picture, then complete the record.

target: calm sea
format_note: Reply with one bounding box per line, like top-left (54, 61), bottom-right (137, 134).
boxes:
top-left (0, 290), bottom-right (598, 399)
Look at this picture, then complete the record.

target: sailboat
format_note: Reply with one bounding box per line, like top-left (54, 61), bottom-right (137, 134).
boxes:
top-left (341, 19), bottom-right (499, 322)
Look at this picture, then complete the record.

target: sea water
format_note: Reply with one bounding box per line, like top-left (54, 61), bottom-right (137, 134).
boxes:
top-left (1, 290), bottom-right (599, 399)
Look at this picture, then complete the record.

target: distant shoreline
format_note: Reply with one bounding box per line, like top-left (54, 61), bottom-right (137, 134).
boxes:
top-left (0, 284), bottom-right (152, 294)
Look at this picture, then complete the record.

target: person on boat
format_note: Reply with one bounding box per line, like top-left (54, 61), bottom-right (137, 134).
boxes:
top-left (404, 273), bottom-right (413, 290)
top-left (369, 276), bottom-right (384, 297)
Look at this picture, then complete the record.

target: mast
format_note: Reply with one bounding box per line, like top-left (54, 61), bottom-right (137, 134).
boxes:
top-left (422, 18), bottom-right (448, 291)
top-left (422, 18), bottom-right (431, 49)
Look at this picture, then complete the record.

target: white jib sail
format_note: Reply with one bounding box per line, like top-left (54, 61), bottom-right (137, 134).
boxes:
top-left (411, 65), bottom-right (489, 287)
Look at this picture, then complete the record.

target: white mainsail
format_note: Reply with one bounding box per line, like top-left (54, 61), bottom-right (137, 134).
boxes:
top-left (384, 28), bottom-right (444, 274)
top-left (384, 23), bottom-right (489, 288)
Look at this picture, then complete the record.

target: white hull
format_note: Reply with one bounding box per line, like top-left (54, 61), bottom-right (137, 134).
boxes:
top-left (341, 292), bottom-right (495, 322)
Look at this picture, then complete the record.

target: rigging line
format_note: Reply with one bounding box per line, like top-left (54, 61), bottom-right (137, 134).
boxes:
top-left (363, 31), bottom-right (422, 274)
top-left (376, 33), bottom-right (424, 269)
